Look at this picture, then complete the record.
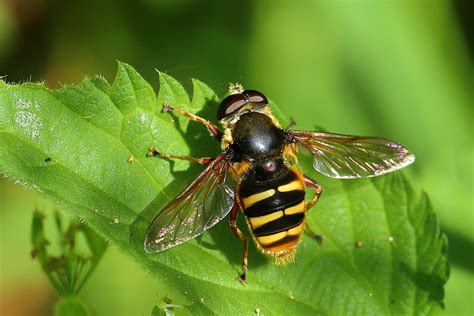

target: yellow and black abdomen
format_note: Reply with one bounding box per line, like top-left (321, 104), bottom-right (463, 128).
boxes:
top-left (239, 166), bottom-right (306, 262)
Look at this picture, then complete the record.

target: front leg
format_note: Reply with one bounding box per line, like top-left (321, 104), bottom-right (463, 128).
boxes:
top-left (147, 146), bottom-right (213, 165)
top-left (162, 104), bottom-right (223, 140)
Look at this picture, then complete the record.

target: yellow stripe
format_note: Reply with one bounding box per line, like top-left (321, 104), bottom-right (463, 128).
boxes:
top-left (249, 211), bottom-right (284, 229)
top-left (242, 189), bottom-right (275, 208)
top-left (257, 231), bottom-right (287, 245)
top-left (277, 180), bottom-right (303, 192)
top-left (288, 222), bottom-right (304, 236)
top-left (284, 201), bottom-right (305, 215)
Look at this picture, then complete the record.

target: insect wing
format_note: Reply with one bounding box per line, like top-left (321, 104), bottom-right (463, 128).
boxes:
top-left (289, 130), bottom-right (415, 179)
top-left (144, 153), bottom-right (235, 253)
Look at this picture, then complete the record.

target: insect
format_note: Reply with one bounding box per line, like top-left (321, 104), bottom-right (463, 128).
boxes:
top-left (144, 84), bottom-right (415, 284)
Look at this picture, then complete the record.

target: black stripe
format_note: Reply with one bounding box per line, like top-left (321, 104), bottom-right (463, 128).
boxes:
top-left (253, 213), bottom-right (304, 236)
top-left (239, 167), bottom-right (298, 198)
top-left (243, 190), bottom-right (305, 217)
top-left (262, 234), bottom-right (300, 249)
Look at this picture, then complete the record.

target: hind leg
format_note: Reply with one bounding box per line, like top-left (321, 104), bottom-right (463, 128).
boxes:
top-left (304, 175), bottom-right (322, 211)
top-left (228, 200), bottom-right (248, 285)
top-left (304, 175), bottom-right (324, 244)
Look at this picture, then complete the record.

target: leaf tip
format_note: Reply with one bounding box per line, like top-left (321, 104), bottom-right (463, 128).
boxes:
top-left (156, 69), bottom-right (171, 81)
top-left (115, 60), bottom-right (125, 67)
top-left (155, 69), bottom-right (167, 84)
top-left (116, 61), bottom-right (143, 78)
top-left (116, 60), bottom-right (136, 73)
top-left (155, 68), bottom-right (168, 81)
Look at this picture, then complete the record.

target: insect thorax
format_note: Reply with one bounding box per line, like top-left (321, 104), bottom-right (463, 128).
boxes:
top-left (226, 111), bottom-right (286, 163)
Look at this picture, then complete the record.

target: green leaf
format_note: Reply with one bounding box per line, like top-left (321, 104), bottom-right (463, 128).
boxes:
top-left (0, 62), bottom-right (448, 314)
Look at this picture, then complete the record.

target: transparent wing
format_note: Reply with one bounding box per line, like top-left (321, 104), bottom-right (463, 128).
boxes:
top-left (144, 152), bottom-right (235, 253)
top-left (289, 130), bottom-right (415, 179)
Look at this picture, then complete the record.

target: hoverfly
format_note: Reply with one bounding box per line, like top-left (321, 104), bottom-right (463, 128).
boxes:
top-left (144, 84), bottom-right (415, 284)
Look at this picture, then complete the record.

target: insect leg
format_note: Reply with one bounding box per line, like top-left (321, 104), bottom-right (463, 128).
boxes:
top-left (228, 200), bottom-right (248, 285)
top-left (162, 103), bottom-right (223, 139)
top-left (304, 175), bottom-right (322, 211)
top-left (147, 146), bottom-right (213, 165)
top-left (303, 175), bottom-right (324, 244)
top-left (305, 223), bottom-right (324, 245)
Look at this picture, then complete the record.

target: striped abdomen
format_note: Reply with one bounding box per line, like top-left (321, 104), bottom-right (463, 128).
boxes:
top-left (239, 166), bottom-right (306, 259)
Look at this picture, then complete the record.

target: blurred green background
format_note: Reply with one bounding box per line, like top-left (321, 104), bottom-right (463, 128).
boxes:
top-left (0, 0), bottom-right (472, 315)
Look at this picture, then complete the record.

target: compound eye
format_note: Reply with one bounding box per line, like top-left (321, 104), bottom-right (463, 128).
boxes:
top-left (217, 93), bottom-right (246, 120)
top-left (243, 90), bottom-right (268, 105)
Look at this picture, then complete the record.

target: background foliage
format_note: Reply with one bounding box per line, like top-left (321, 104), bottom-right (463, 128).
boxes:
top-left (0, 0), bottom-right (472, 315)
